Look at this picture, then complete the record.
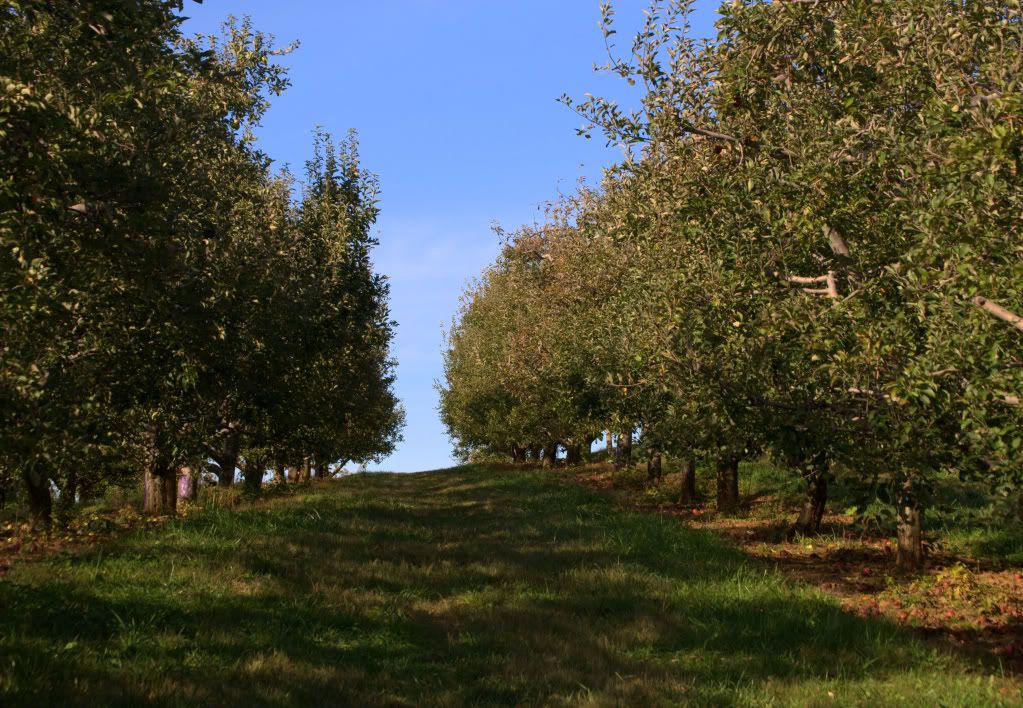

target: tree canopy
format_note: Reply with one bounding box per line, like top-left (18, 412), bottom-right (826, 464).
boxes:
top-left (440, 0), bottom-right (1022, 568)
top-left (1, 1), bottom-right (403, 522)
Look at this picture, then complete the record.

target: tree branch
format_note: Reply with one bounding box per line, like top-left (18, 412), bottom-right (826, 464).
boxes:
top-left (972, 296), bottom-right (1023, 334)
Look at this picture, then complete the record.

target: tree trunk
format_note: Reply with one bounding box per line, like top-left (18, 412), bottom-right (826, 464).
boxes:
top-left (243, 458), bottom-right (264, 494)
top-left (23, 464), bottom-right (52, 528)
top-left (511, 446), bottom-right (524, 463)
top-left (177, 466), bottom-right (197, 500)
top-left (312, 459), bottom-right (329, 478)
top-left (680, 457), bottom-right (698, 504)
top-left (55, 466), bottom-right (78, 524)
top-left (566, 442), bottom-right (582, 466)
top-left (896, 488), bottom-right (923, 571)
top-left (605, 431), bottom-right (613, 462)
top-left (542, 442), bottom-right (558, 469)
top-left (528, 444), bottom-right (541, 463)
top-left (273, 464), bottom-right (286, 485)
top-left (303, 457), bottom-right (313, 482)
top-left (616, 430), bottom-right (633, 470)
top-left (143, 465), bottom-right (177, 516)
top-left (715, 456), bottom-right (740, 512)
top-left (647, 449), bottom-right (662, 483)
top-left (792, 466), bottom-right (828, 536)
top-left (212, 436), bottom-right (239, 487)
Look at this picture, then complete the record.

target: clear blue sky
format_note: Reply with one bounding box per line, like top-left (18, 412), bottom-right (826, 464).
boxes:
top-left (180, 1), bottom-right (718, 472)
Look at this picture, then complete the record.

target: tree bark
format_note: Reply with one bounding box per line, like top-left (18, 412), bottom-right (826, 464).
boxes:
top-left (896, 488), bottom-right (923, 571)
top-left (605, 431), bottom-right (613, 462)
top-left (177, 465), bottom-right (197, 500)
top-left (23, 464), bottom-right (52, 528)
top-left (616, 430), bottom-right (633, 470)
top-left (566, 442), bottom-right (582, 466)
top-left (511, 446), bottom-right (524, 463)
top-left (647, 449), bottom-right (662, 483)
top-left (143, 464), bottom-right (177, 516)
top-left (528, 444), bottom-right (541, 463)
top-left (212, 429), bottom-right (240, 488)
top-left (715, 456), bottom-right (740, 512)
top-left (680, 457), bottom-right (698, 504)
top-left (243, 458), bottom-right (264, 494)
top-left (792, 465), bottom-right (828, 535)
top-left (542, 442), bottom-right (558, 469)
top-left (272, 464), bottom-right (286, 485)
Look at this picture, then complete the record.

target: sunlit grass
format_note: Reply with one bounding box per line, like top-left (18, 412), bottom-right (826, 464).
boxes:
top-left (1, 466), bottom-right (1018, 706)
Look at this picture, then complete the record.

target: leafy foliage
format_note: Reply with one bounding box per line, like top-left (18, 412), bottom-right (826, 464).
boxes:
top-left (441, 0), bottom-right (1023, 568)
top-left (0, 1), bottom-right (402, 521)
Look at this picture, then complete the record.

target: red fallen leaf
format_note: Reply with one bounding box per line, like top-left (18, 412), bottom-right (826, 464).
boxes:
top-left (944, 609), bottom-right (956, 620)
top-left (862, 567), bottom-right (873, 575)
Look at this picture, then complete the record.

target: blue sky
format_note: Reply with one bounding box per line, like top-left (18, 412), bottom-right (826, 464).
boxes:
top-left (181, 1), bottom-right (718, 472)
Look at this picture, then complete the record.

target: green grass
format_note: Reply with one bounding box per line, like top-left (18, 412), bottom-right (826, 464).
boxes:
top-left (1, 466), bottom-right (1018, 706)
top-left (614, 455), bottom-right (1023, 564)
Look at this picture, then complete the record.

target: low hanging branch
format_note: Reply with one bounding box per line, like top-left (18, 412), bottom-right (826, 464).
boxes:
top-left (972, 296), bottom-right (1023, 335)
top-left (767, 270), bottom-right (839, 299)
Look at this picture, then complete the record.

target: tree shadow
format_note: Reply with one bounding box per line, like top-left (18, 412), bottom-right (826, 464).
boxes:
top-left (0, 467), bottom-right (1009, 706)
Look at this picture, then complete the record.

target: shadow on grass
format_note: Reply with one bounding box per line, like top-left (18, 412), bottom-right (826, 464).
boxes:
top-left (0, 466), bottom-right (1013, 706)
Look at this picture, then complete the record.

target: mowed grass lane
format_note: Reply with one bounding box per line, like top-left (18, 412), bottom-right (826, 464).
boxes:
top-left (0, 467), bottom-right (1016, 706)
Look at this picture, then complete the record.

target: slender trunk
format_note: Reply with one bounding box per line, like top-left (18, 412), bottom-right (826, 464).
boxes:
top-left (213, 430), bottom-right (240, 488)
top-left (303, 457), bottom-right (313, 483)
top-left (583, 435), bottom-right (596, 463)
top-left (528, 444), bottom-right (541, 463)
top-left (792, 465), bottom-right (828, 535)
top-left (542, 442), bottom-right (558, 469)
top-left (273, 464), bottom-right (286, 485)
top-left (616, 430), bottom-right (633, 470)
top-left (511, 446), bottom-right (524, 463)
top-left (243, 458), bottom-right (264, 494)
top-left (56, 467), bottom-right (79, 527)
top-left (605, 431), bottom-right (613, 462)
top-left (896, 485), bottom-right (923, 571)
top-left (23, 464), bottom-right (52, 528)
top-left (680, 457), bottom-right (698, 504)
top-left (715, 456), bottom-right (740, 512)
top-left (647, 449), bottom-right (662, 483)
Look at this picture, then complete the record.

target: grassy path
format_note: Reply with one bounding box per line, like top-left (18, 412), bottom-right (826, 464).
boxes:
top-left (1, 467), bottom-right (1018, 706)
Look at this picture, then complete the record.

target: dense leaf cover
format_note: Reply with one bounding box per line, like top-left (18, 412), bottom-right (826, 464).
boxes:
top-left (440, 0), bottom-right (1022, 567)
top-left (0, 1), bottom-right (403, 520)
